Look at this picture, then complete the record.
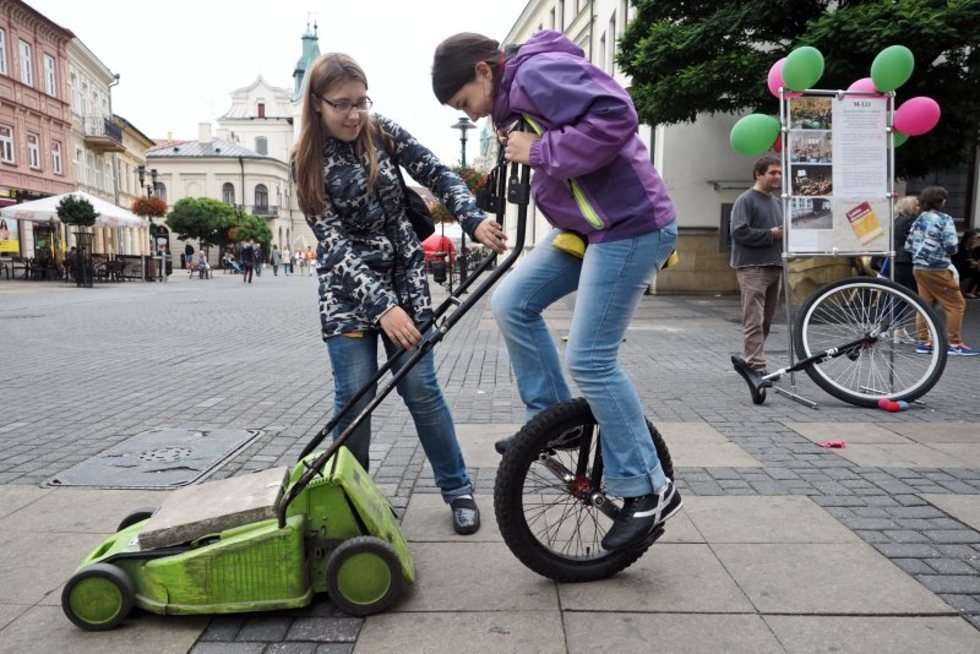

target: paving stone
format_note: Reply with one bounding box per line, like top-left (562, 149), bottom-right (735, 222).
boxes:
top-left (928, 559), bottom-right (980, 575)
top-left (714, 543), bottom-right (951, 614)
top-left (928, 530), bottom-right (980, 545)
top-left (355, 612), bottom-right (565, 653)
top-left (285, 618), bottom-right (361, 643)
top-left (200, 616), bottom-right (245, 641)
top-left (236, 616), bottom-right (292, 642)
top-left (916, 575), bottom-right (980, 594)
top-left (266, 644), bottom-right (318, 654)
top-left (764, 616), bottom-right (980, 654)
top-left (684, 496), bottom-right (857, 544)
top-left (923, 495), bottom-right (980, 533)
top-left (939, 594), bottom-right (980, 614)
top-left (892, 558), bottom-right (934, 575)
top-left (564, 613), bottom-right (783, 653)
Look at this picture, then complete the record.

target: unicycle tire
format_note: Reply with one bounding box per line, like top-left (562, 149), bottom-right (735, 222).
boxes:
top-left (494, 398), bottom-right (674, 582)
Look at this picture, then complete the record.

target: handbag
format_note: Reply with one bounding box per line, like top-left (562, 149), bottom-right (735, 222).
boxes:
top-left (383, 138), bottom-right (435, 240)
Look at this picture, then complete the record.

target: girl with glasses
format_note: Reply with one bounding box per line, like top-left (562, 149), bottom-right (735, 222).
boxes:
top-left (293, 53), bottom-right (507, 534)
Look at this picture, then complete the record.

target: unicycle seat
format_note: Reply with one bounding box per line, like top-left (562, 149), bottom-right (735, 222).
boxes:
top-left (138, 466), bottom-right (288, 549)
top-left (732, 356), bottom-right (772, 405)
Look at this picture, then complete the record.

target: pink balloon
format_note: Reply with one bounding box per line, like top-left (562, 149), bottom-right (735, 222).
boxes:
top-left (767, 58), bottom-right (802, 98)
top-left (847, 77), bottom-right (880, 95)
top-left (894, 97), bottom-right (941, 136)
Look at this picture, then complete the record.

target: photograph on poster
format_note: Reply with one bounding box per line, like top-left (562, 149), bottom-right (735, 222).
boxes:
top-left (792, 166), bottom-right (833, 196)
top-left (790, 97), bottom-right (832, 130)
top-left (791, 198), bottom-right (833, 230)
top-left (790, 131), bottom-right (832, 163)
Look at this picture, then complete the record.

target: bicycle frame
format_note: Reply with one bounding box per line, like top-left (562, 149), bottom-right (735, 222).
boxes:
top-left (278, 142), bottom-right (532, 527)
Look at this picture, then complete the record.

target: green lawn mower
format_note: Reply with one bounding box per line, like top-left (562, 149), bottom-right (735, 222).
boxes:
top-left (61, 149), bottom-right (533, 632)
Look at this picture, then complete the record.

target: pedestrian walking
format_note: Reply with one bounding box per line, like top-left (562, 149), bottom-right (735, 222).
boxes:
top-left (293, 249), bottom-right (303, 275)
top-left (433, 30), bottom-right (679, 550)
top-left (729, 154), bottom-right (784, 375)
top-left (305, 245), bottom-right (316, 276)
top-left (271, 244), bottom-right (282, 276)
top-left (282, 246), bottom-right (292, 275)
top-left (293, 52), bottom-right (502, 534)
top-left (254, 244), bottom-right (264, 277)
top-left (906, 186), bottom-right (977, 356)
top-left (954, 229), bottom-right (980, 298)
top-left (184, 242), bottom-right (194, 270)
top-left (240, 241), bottom-right (255, 284)
top-left (885, 195), bottom-right (921, 292)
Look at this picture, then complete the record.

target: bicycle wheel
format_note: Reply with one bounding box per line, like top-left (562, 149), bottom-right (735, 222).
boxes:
top-left (494, 398), bottom-right (674, 582)
top-left (794, 276), bottom-right (947, 407)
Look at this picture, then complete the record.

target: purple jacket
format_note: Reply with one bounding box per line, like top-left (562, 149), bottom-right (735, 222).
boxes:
top-left (492, 31), bottom-right (675, 243)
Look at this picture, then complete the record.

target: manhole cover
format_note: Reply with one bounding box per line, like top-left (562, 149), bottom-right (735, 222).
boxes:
top-left (48, 428), bottom-right (261, 489)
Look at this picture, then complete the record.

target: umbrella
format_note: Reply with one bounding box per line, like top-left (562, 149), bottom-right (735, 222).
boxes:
top-left (422, 233), bottom-right (456, 264)
top-left (0, 191), bottom-right (143, 228)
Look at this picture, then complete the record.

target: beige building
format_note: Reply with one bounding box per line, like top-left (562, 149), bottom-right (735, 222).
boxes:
top-left (111, 113), bottom-right (154, 255)
top-left (146, 122), bottom-right (301, 264)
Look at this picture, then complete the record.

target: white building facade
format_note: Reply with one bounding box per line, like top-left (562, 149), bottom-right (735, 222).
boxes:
top-left (66, 38), bottom-right (118, 204)
top-left (216, 76), bottom-right (294, 163)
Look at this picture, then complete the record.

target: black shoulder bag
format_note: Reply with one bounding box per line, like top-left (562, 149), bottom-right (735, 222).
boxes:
top-left (383, 139), bottom-right (435, 241)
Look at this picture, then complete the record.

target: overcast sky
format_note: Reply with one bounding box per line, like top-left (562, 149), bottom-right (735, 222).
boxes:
top-left (30, 0), bottom-right (528, 166)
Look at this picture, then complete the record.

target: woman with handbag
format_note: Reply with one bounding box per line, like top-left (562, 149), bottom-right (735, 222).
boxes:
top-left (293, 52), bottom-right (506, 535)
top-left (432, 31), bottom-right (681, 551)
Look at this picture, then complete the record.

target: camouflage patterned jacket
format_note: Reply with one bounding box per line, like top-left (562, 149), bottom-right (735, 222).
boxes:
top-left (307, 114), bottom-right (486, 340)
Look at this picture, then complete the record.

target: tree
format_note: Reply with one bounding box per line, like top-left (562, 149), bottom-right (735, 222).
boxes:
top-left (57, 195), bottom-right (98, 226)
top-left (231, 213), bottom-right (273, 251)
top-left (620, 0), bottom-right (980, 178)
top-left (165, 197), bottom-right (236, 249)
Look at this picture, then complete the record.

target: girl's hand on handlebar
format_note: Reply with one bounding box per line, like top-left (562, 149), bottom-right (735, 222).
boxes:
top-left (474, 218), bottom-right (507, 254)
top-left (380, 306), bottom-right (422, 350)
top-left (503, 132), bottom-right (539, 165)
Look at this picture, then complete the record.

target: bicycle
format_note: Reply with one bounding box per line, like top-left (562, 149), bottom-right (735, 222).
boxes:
top-left (732, 274), bottom-right (947, 407)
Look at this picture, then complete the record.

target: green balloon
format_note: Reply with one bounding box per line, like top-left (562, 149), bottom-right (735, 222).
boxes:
top-left (871, 45), bottom-right (914, 92)
top-left (893, 131), bottom-right (909, 148)
top-left (782, 46), bottom-right (825, 91)
top-left (730, 114), bottom-right (781, 156)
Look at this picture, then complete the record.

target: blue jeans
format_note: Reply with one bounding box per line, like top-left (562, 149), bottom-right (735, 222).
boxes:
top-left (491, 224), bottom-right (678, 497)
top-left (326, 331), bottom-right (473, 502)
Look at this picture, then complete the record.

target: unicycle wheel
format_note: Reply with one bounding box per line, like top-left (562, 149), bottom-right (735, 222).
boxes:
top-left (494, 398), bottom-right (674, 582)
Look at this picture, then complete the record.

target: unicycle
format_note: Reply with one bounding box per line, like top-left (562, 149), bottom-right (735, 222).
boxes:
top-left (734, 275), bottom-right (947, 407)
top-left (494, 399), bottom-right (673, 581)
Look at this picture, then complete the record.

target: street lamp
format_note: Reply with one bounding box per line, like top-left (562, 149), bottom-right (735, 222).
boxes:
top-left (136, 164), bottom-right (158, 198)
top-left (451, 116), bottom-right (475, 289)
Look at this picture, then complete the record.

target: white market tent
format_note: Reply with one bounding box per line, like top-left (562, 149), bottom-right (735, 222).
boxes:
top-left (0, 191), bottom-right (142, 228)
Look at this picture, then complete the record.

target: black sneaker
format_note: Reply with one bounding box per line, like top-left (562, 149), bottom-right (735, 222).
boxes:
top-left (494, 425), bottom-right (585, 455)
top-left (450, 496), bottom-right (481, 535)
top-left (601, 480), bottom-right (683, 551)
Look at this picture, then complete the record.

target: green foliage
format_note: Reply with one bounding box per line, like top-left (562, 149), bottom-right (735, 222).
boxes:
top-left (232, 213), bottom-right (273, 250)
top-left (165, 197), bottom-right (236, 248)
top-left (57, 195), bottom-right (98, 226)
top-left (620, 0), bottom-right (980, 178)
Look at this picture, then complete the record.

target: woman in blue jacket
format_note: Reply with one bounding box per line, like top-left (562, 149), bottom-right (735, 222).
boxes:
top-left (433, 31), bottom-right (681, 550)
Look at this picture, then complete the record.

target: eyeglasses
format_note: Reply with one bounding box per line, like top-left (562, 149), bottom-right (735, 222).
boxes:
top-left (319, 96), bottom-right (373, 114)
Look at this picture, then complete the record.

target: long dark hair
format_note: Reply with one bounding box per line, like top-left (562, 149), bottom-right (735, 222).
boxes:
top-left (293, 53), bottom-right (383, 217)
top-left (432, 33), bottom-right (501, 104)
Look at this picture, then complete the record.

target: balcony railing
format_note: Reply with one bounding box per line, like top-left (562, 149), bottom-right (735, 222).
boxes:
top-left (82, 116), bottom-right (124, 152)
top-left (250, 205), bottom-right (278, 216)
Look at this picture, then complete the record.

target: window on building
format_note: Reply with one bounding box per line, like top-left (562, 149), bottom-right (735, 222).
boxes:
top-left (81, 81), bottom-right (88, 114)
top-left (43, 54), bottom-right (55, 96)
top-left (255, 136), bottom-right (268, 155)
top-left (26, 133), bottom-right (40, 169)
top-left (70, 71), bottom-right (79, 112)
top-left (222, 182), bottom-right (235, 205)
top-left (18, 40), bottom-right (32, 86)
top-left (0, 29), bottom-right (7, 75)
top-left (550, 7), bottom-right (555, 29)
top-left (0, 126), bottom-right (14, 163)
top-left (52, 141), bottom-right (62, 174)
top-left (558, 1), bottom-right (564, 30)
top-left (93, 153), bottom-right (102, 188)
top-left (104, 161), bottom-right (113, 191)
top-left (74, 146), bottom-right (81, 164)
top-left (599, 33), bottom-right (607, 73)
top-left (154, 182), bottom-right (167, 202)
top-left (255, 184), bottom-right (268, 209)
top-left (620, 0), bottom-right (629, 32)
top-left (609, 14), bottom-right (617, 73)
top-left (257, 102), bottom-right (265, 118)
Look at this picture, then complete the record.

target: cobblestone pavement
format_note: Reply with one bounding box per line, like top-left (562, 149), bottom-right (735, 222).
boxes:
top-left (2, 269), bottom-right (979, 652)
